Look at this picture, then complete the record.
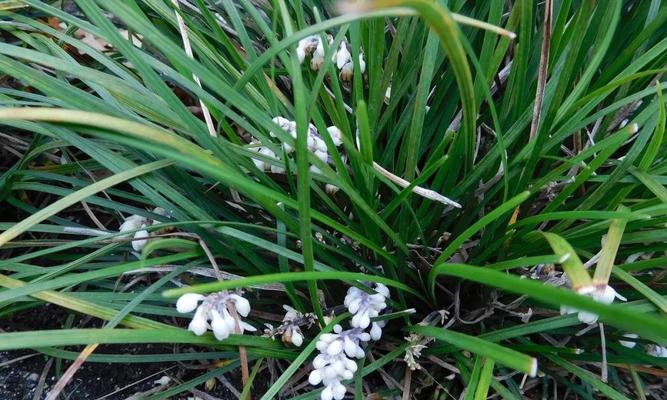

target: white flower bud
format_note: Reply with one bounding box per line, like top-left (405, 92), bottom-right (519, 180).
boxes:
top-left (332, 382), bottom-right (346, 400)
top-left (252, 158), bottom-right (265, 170)
top-left (343, 336), bottom-right (357, 358)
top-left (119, 214), bottom-right (145, 234)
top-left (176, 293), bottom-right (204, 313)
top-left (321, 385), bottom-right (334, 400)
top-left (596, 285), bottom-right (626, 304)
top-left (188, 307), bottom-right (208, 336)
top-left (325, 184), bottom-right (339, 195)
top-left (229, 294), bottom-right (251, 317)
top-left (221, 309), bottom-right (237, 332)
top-left (292, 329), bottom-right (303, 347)
top-left (238, 320), bottom-right (257, 333)
top-left (326, 126), bottom-right (343, 147)
top-left (313, 354), bottom-right (328, 369)
top-left (211, 309), bottom-right (231, 340)
top-left (315, 149), bottom-right (328, 163)
top-left (358, 53), bottom-right (366, 74)
top-left (315, 137), bottom-right (327, 152)
top-left (326, 339), bottom-right (344, 356)
top-left (619, 333), bottom-right (638, 349)
top-left (355, 347), bottom-right (365, 359)
top-left (270, 164), bottom-right (285, 174)
top-left (332, 360), bottom-right (346, 375)
top-left (308, 369), bottom-right (323, 385)
top-left (577, 310), bottom-right (599, 325)
top-left (370, 322), bottom-right (383, 341)
top-left (132, 228), bottom-right (150, 252)
top-left (347, 298), bottom-right (362, 314)
top-left (336, 42), bottom-right (350, 69)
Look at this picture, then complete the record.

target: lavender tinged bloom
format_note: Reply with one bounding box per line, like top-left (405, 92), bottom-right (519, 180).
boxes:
top-left (309, 325), bottom-right (370, 400)
top-left (344, 283), bottom-right (389, 337)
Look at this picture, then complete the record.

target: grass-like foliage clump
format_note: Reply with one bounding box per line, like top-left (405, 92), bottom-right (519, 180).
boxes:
top-left (0, 0), bottom-right (666, 399)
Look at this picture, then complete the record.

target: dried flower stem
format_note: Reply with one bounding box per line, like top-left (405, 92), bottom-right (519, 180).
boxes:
top-left (528, 0), bottom-right (552, 141)
top-left (372, 162), bottom-right (461, 208)
top-left (171, 0), bottom-right (216, 137)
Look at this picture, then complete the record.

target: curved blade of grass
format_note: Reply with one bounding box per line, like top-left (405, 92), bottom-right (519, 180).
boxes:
top-left (592, 207), bottom-right (628, 284)
top-left (429, 264), bottom-right (667, 344)
top-left (410, 325), bottom-right (537, 377)
top-left (163, 271), bottom-right (423, 300)
top-left (473, 358), bottom-right (495, 400)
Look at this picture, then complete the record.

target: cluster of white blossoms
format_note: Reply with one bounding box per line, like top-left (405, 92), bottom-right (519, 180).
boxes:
top-left (296, 35), bottom-right (366, 81)
top-left (250, 116), bottom-right (344, 175)
top-left (309, 325), bottom-right (370, 400)
top-left (176, 291), bottom-right (256, 340)
top-left (344, 283), bottom-right (390, 340)
top-left (560, 284), bottom-right (626, 324)
top-left (309, 283), bottom-right (390, 400)
top-left (118, 207), bottom-right (169, 252)
top-left (646, 344), bottom-right (667, 358)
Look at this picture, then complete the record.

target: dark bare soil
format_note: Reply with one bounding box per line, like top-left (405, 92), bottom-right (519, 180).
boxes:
top-left (0, 305), bottom-right (242, 400)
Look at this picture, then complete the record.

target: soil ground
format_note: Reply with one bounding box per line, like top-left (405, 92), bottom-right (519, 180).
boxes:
top-left (0, 305), bottom-right (242, 399)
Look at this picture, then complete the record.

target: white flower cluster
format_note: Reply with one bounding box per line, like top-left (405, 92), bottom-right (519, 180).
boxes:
top-left (118, 207), bottom-right (168, 252)
top-left (176, 291), bottom-right (256, 340)
top-left (618, 333), bottom-right (667, 359)
top-left (560, 284), bottom-right (626, 324)
top-left (646, 344), bottom-right (667, 358)
top-left (250, 116), bottom-right (343, 175)
top-left (309, 283), bottom-right (390, 400)
top-left (344, 283), bottom-right (389, 340)
top-left (297, 35), bottom-right (366, 81)
top-left (309, 325), bottom-right (369, 400)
